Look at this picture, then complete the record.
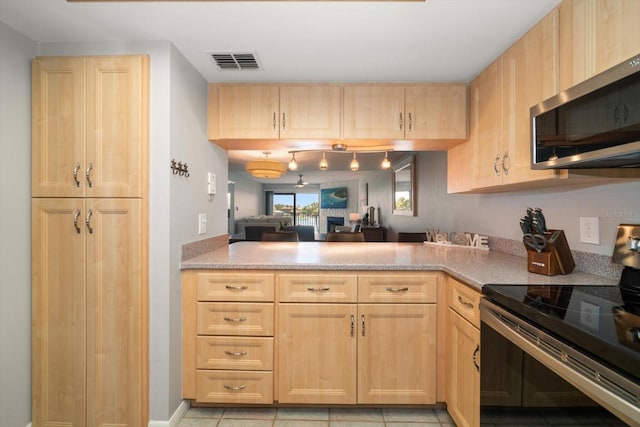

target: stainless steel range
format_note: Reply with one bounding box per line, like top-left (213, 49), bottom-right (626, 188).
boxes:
top-left (480, 225), bottom-right (640, 426)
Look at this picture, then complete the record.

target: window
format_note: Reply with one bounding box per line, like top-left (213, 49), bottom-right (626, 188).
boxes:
top-left (272, 192), bottom-right (319, 230)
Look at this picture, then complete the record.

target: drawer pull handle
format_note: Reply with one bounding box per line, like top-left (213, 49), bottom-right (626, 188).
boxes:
top-left (350, 314), bottom-right (355, 337)
top-left (307, 287), bottom-right (330, 292)
top-left (458, 295), bottom-right (474, 309)
top-left (225, 285), bottom-right (248, 290)
top-left (361, 314), bottom-right (366, 337)
top-left (386, 287), bottom-right (409, 292)
top-left (73, 162), bottom-right (81, 187)
top-left (224, 350), bottom-right (248, 356)
top-left (223, 316), bottom-right (247, 322)
top-left (223, 384), bottom-right (246, 391)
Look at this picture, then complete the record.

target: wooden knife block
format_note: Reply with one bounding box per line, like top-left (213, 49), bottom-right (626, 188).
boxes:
top-left (525, 229), bottom-right (575, 276)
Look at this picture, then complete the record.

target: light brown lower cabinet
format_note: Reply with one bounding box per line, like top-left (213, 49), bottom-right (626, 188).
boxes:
top-left (32, 198), bottom-right (147, 427)
top-left (447, 307), bottom-right (481, 427)
top-left (277, 303), bottom-right (437, 405)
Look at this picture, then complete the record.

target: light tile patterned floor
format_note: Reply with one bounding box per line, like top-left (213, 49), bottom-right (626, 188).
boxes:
top-left (179, 407), bottom-right (456, 427)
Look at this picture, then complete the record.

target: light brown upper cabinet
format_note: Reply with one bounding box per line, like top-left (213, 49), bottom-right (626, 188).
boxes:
top-left (213, 84), bottom-right (280, 139)
top-left (209, 83), bottom-right (467, 145)
top-left (32, 56), bottom-right (148, 198)
top-left (559, 0), bottom-right (640, 92)
top-left (470, 9), bottom-right (561, 190)
top-left (343, 84), bottom-right (467, 141)
top-left (209, 83), bottom-right (341, 140)
top-left (279, 84), bottom-right (342, 139)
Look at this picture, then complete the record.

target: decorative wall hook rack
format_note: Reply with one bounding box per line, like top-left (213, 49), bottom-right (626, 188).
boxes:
top-left (171, 159), bottom-right (189, 177)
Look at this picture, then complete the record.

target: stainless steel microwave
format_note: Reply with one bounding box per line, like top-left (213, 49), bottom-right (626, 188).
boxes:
top-left (531, 54), bottom-right (640, 169)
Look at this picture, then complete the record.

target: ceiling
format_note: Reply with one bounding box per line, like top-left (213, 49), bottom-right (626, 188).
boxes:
top-left (0, 0), bottom-right (561, 184)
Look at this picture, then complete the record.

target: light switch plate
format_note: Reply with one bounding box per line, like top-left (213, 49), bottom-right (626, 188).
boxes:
top-left (580, 300), bottom-right (600, 330)
top-left (198, 213), bottom-right (207, 234)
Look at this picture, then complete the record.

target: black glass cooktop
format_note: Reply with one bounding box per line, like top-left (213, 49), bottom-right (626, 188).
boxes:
top-left (482, 284), bottom-right (640, 383)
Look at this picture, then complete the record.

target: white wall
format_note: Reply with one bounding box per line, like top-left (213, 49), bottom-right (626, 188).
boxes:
top-left (0, 21), bottom-right (37, 427)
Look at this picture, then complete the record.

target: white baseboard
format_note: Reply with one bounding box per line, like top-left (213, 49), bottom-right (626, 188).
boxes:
top-left (148, 400), bottom-right (189, 427)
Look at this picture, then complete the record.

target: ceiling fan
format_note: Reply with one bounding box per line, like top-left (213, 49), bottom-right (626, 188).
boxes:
top-left (295, 174), bottom-right (307, 188)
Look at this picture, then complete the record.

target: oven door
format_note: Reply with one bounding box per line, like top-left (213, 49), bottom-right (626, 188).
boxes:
top-left (480, 298), bottom-right (640, 426)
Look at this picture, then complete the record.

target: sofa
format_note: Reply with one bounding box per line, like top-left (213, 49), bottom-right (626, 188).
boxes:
top-left (235, 215), bottom-right (293, 234)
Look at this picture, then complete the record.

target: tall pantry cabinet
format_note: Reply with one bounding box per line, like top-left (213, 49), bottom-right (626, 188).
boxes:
top-left (31, 55), bottom-right (149, 427)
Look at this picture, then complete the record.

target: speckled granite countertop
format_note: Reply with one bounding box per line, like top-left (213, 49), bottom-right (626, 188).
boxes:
top-left (181, 242), bottom-right (618, 291)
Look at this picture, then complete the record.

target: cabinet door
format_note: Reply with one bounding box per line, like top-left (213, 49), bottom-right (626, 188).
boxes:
top-left (85, 198), bottom-right (146, 427)
top-left (278, 304), bottom-right (357, 404)
top-left (279, 84), bottom-right (342, 139)
top-left (85, 56), bottom-right (148, 198)
top-left (447, 308), bottom-right (480, 427)
top-left (357, 304), bottom-right (436, 404)
top-left (472, 58), bottom-right (503, 189)
top-left (343, 84), bottom-right (405, 139)
top-left (217, 85), bottom-right (280, 139)
top-left (32, 198), bottom-right (87, 427)
top-left (405, 84), bottom-right (468, 140)
top-left (502, 10), bottom-right (560, 186)
top-left (569, 0), bottom-right (640, 86)
top-left (32, 57), bottom-right (86, 198)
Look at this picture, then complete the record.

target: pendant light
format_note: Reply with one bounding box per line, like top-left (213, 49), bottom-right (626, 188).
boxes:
top-left (246, 151), bottom-right (286, 178)
top-left (381, 151), bottom-right (391, 170)
top-left (288, 153), bottom-right (298, 171)
top-left (350, 152), bottom-right (359, 171)
top-left (319, 152), bottom-right (328, 171)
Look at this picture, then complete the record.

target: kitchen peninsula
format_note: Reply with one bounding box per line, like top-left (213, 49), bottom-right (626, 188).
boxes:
top-left (181, 241), bottom-right (617, 422)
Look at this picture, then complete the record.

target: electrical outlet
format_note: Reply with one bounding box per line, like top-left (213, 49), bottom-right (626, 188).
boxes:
top-left (579, 216), bottom-right (600, 244)
top-left (580, 301), bottom-right (600, 330)
top-left (198, 213), bottom-right (207, 235)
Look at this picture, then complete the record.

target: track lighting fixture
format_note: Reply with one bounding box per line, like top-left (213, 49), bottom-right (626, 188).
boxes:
top-left (288, 153), bottom-right (298, 171)
top-left (319, 152), bottom-right (328, 171)
top-left (350, 152), bottom-right (359, 171)
top-left (381, 151), bottom-right (391, 170)
top-left (287, 147), bottom-right (393, 172)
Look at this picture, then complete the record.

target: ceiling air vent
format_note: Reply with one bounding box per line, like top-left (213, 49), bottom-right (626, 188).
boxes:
top-left (210, 52), bottom-right (261, 71)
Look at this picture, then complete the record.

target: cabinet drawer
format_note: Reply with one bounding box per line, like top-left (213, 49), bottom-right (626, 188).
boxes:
top-left (197, 303), bottom-right (274, 336)
top-left (197, 272), bottom-right (274, 302)
top-left (196, 370), bottom-right (273, 404)
top-left (197, 336), bottom-right (273, 371)
top-left (278, 273), bottom-right (357, 302)
top-left (358, 273), bottom-right (438, 303)
top-left (448, 277), bottom-right (481, 329)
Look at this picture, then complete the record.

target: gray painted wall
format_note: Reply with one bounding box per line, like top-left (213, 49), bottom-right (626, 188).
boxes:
top-left (2, 18), bottom-right (640, 427)
top-left (0, 35), bottom-right (228, 424)
top-left (0, 21), bottom-right (37, 427)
